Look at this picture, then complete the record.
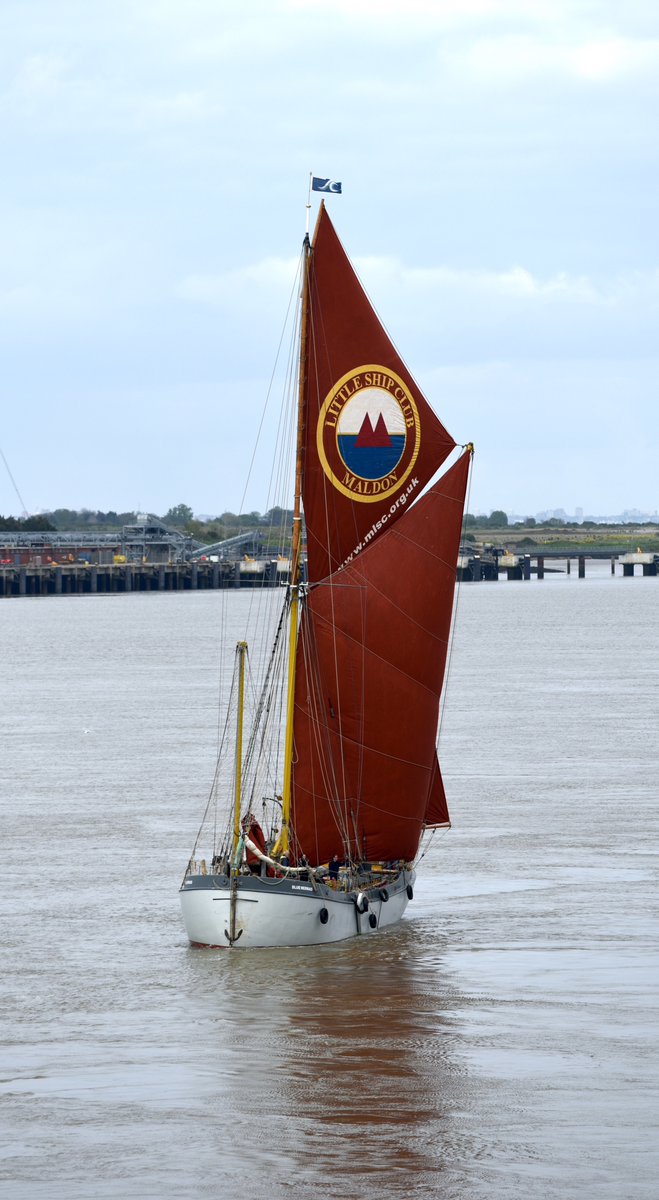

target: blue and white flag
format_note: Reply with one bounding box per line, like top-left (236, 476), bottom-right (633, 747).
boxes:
top-left (312, 177), bottom-right (342, 194)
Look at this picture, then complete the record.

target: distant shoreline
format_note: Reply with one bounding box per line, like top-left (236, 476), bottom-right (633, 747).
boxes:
top-left (464, 525), bottom-right (659, 556)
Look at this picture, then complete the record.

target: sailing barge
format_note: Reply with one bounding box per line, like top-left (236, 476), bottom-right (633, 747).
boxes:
top-left (180, 201), bottom-right (472, 948)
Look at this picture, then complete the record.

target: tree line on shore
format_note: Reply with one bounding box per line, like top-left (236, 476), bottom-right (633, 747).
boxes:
top-left (0, 505), bottom-right (296, 541)
top-left (2, 505), bottom-right (657, 542)
top-left (0, 514), bottom-right (57, 531)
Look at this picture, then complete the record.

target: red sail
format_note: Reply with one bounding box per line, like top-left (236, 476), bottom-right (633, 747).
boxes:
top-left (424, 755), bottom-right (451, 828)
top-left (303, 205), bottom-right (456, 584)
top-left (291, 451), bottom-right (469, 865)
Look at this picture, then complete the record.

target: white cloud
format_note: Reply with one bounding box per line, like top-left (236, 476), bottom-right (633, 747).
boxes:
top-left (5, 51), bottom-right (220, 134)
top-left (179, 254), bottom-right (625, 310)
top-left (0, 283), bottom-right (39, 317)
top-left (423, 354), bottom-right (659, 512)
top-left (176, 254), bottom-right (659, 345)
top-left (11, 53), bottom-right (71, 98)
top-left (130, 88), bottom-right (220, 127)
top-left (177, 257), bottom-right (301, 306)
top-left (458, 34), bottom-right (659, 85)
top-left (570, 38), bottom-right (659, 80)
top-left (357, 256), bottom-right (658, 310)
top-left (287, 0), bottom-right (558, 22)
top-left (172, 253), bottom-right (659, 383)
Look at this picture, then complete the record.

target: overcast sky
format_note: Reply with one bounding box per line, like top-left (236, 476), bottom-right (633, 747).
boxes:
top-left (1, 0), bottom-right (657, 519)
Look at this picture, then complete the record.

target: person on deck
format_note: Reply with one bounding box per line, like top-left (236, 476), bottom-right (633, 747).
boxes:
top-left (242, 813), bottom-right (268, 874)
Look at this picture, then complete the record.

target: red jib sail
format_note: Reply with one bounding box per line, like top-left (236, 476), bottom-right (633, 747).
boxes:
top-left (291, 451), bottom-right (470, 866)
top-left (303, 205), bottom-right (456, 585)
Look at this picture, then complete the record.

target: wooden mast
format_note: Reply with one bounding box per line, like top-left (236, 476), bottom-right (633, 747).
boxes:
top-left (232, 640), bottom-right (249, 856)
top-left (277, 218), bottom-right (313, 859)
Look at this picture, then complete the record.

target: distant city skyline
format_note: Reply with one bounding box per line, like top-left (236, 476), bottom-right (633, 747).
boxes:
top-left (481, 506), bottom-right (659, 525)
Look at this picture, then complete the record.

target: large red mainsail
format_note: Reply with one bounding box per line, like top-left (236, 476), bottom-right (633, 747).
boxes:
top-left (303, 205), bottom-right (457, 585)
top-left (288, 205), bottom-right (470, 866)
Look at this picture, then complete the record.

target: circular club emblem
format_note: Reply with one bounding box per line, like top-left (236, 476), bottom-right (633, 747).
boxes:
top-left (316, 365), bottom-right (421, 502)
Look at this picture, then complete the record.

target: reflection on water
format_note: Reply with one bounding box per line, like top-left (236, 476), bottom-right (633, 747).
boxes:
top-left (209, 927), bottom-right (463, 1190)
top-left (1, 578), bottom-right (658, 1199)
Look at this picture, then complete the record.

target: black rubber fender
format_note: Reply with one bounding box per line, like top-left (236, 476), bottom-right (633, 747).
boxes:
top-left (319, 907), bottom-right (329, 924)
top-left (355, 892), bottom-right (369, 914)
top-left (368, 912), bottom-right (377, 929)
top-left (379, 888), bottom-right (389, 902)
top-left (406, 884), bottom-right (414, 900)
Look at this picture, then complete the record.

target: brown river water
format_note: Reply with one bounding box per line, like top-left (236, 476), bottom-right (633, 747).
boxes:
top-left (1, 562), bottom-right (658, 1199)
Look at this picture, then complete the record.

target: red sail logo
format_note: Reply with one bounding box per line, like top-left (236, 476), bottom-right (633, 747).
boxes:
top-left (317, 365), bottom-right (421, 502)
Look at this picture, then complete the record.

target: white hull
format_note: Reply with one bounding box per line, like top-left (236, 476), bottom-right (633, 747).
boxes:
top-left (179, 870), bottom-right (416, 949)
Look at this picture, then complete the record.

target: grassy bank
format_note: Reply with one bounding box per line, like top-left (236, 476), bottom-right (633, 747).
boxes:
top-left (465, 526), bottom-right (659, 555)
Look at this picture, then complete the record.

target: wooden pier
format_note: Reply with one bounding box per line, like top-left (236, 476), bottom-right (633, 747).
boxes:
top-left (0, 559), bottom-right (290, 598)
top-left (3, 550), bottom-right (658, 597)
top-left (457, 550), bottom-right (659, 582)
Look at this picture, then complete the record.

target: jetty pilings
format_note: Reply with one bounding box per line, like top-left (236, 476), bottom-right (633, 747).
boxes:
top-left (0, 560), bottom-right (291, 598)
top-left (456, 549), bottom-right (659, 584)
top-left (4, 550), bottom-right (659, 597)
top-left (619, 552), bottom-right (657, 577)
